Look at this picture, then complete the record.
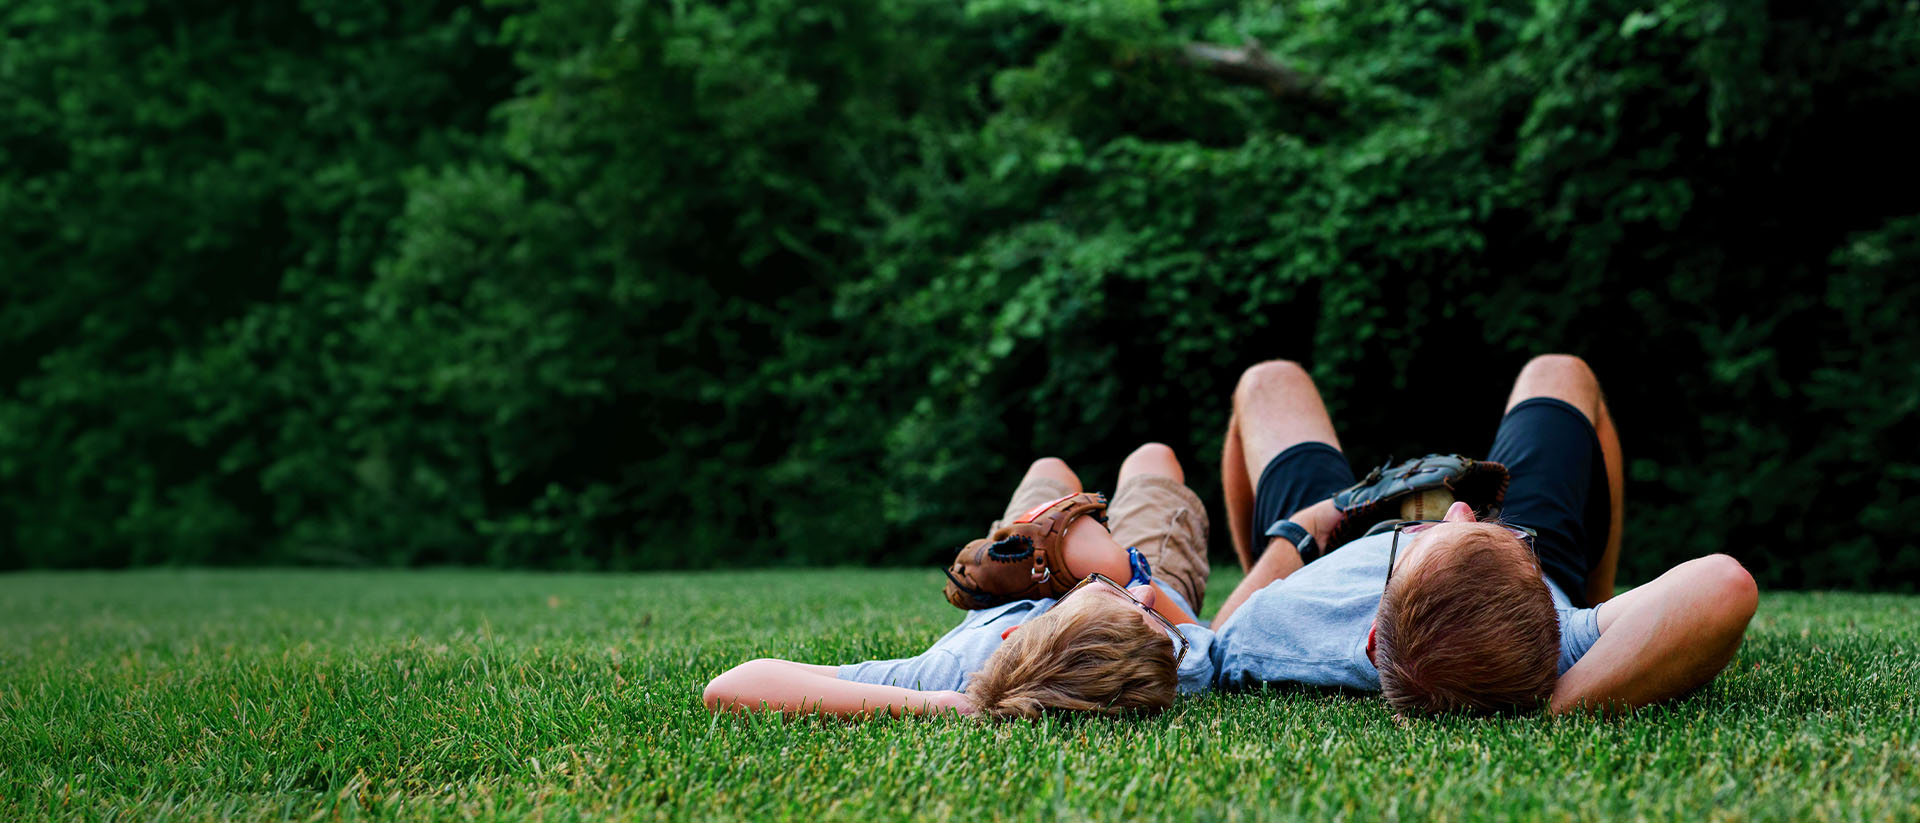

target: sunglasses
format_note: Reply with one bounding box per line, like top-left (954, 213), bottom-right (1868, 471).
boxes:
top-left (1060, 573), bottom-right (1189, 667)
top-left (1385, 520), bottom-right (1538, 589)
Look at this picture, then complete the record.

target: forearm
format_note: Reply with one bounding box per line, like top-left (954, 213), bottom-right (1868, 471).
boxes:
top-left (1148, 582), bottom-right (1200, 625)
top-left (1550, 555), bottom-right (1757, 715)
top-left (702, 659), bottom-right (971, 718)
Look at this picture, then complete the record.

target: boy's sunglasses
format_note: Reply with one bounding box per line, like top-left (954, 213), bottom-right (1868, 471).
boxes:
top-left (1060, 573), bottom-right (1190, 667)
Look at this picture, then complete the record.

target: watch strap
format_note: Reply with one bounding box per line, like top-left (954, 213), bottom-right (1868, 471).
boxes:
top-left (1264, 519), bottom-right (1322, 564)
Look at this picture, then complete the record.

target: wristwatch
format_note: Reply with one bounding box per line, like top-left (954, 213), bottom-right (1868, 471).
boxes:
top-left (1264, 519), bottom-right (1323, 564)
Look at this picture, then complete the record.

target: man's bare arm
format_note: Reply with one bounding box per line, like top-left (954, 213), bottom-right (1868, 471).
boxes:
top-left (1550, 554), bottom-right (1757, 715)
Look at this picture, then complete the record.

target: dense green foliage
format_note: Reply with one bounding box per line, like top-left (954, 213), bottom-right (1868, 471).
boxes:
top-left (3, 569), bottom-right (1917, 820)
top-left (3, 0), bottom-right (1918, 586)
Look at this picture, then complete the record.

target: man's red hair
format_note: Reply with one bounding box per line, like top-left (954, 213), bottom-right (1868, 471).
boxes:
top-left (1375, 524), bottom-right (1559, 713)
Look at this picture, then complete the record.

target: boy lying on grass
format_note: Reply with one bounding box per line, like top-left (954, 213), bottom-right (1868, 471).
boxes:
top-left (702, 444), bottom-right (1217, 719)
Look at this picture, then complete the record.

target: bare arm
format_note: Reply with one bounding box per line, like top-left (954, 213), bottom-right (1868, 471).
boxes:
top-left (1550, 554), bottom-right (1757, 715)
top-left (1062, 515), bottom-right (1201, 626)
top-left (702, 658), bottom-right (975, 718)
top-left (1149, 582), bottom-right (1200, 625)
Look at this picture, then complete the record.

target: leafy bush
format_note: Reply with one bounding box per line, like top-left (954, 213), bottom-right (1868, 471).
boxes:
top-left (3, 0), bottom-right (1917, 588)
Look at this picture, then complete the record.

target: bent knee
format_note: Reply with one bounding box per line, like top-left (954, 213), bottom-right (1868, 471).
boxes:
top-left (1235, 360), bottom-right (1313, 407)
top-left (1120, 442), bottom-right (1183, 482)
top-left (1509, 354), bottom-right (1602, 419)
top-left (1027, 456), bottom-right (1073, 475)
top-left (1124, 442), bottom-right (1178, 465)
top-left (1520, 354), bottom-right (1597, 386)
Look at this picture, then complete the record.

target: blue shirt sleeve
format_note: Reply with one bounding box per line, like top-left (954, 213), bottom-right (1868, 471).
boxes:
top-left (1544, 577), bottom-right (1603, 674)
top-left (836, 600), bottom-right (1046, 692)
top-left (1557, 606), bottom-right (1602, 675)
top-left (1175, 623), bottom-right (1216, 694)
top-left (837, 648), bottom-right (970, 692)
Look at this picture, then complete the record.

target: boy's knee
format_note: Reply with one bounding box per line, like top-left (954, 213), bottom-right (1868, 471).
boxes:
top-left (1124, 442), bottom-right (1177, 465)
top-left (1028, 456), bottom-right (1072, 475)
top-left (1234, 360), bottom-right (1313, 409)
top-left (1119, 442), bottom-right (1183, 482)
top-left (1022, 457), bottom-right (1082, 492)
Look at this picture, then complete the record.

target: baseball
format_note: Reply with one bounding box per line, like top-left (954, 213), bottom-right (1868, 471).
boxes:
top-left (1400, 489), bottom-right (1456, 521)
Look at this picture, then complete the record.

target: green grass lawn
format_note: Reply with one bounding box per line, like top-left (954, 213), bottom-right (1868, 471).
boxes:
top-left (3, 568), bottom-right (1917, 821)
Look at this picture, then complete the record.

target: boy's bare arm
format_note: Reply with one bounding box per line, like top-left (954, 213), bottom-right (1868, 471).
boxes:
top-left (702, 658), bottom-right (975, 718)
top-left (1550, 554), bottom-right (1757, 715)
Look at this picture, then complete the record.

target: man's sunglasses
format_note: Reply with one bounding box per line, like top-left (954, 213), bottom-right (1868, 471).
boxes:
top-left (1385, 520), bottom-right (1538, 589)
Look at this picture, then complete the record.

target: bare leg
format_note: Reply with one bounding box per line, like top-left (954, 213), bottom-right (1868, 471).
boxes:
top-left (1021, 456), bottom-right (1082, 494)
top-left (1117, 442), bottom-right (1183, 485)
top-left (1222, 411), bottom-right (1255, 570)
top-left (1503, 354), bottom-right (1625, 605)
top-left (1212, 361), bottom-right (1345, 627)
top-left (1588, 403), bottom-right (1625, 604)
top-left (1008, 455), bottom-right (1135, 585)
top-left (1106, 442), bottom-right (1210, 612)
top-left (1221, 360), bottom-right (1343, 571)
top-left (992, 457), bottom-right (1085, 528)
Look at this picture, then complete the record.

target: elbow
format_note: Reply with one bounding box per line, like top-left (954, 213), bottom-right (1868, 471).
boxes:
top-left (703, 658), bottom-right (786, 713)
top-left (1692, 554), bottom-right (1758, 646)
top-left (701, 672), bottom-right (730, 712)
top-left (1704, 553), bottom-right (1759, 625)
top-left (702, 659), bottom-right (762, 713)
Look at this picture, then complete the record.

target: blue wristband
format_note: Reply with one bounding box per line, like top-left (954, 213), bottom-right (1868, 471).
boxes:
top-left (1125, 546), bottom-right (1153, 587)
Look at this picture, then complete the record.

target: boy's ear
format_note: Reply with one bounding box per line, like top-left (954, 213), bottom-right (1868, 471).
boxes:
top-left (1001, 625), bottom-right (1021, 640)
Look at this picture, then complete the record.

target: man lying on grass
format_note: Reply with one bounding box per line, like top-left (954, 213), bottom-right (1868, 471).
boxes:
top-left (1212, 354), bottom-right (1758, 714)
top-left (703, 444), bottom-right (1217, 719)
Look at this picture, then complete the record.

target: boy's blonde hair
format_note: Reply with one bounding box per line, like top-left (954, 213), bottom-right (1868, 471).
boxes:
top-left (965, 600), bottom-right (1177, 719)
top-left (1375, 524), bottom-right (1559, 714)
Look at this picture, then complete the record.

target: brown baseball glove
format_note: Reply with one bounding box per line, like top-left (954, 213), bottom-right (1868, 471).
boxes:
top-left (1322, 454), bottom-right (1510, 553)
top-left (942, 492), bottom-right (1110, 609)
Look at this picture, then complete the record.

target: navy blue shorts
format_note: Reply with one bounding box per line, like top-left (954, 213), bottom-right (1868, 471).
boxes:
top-left (1251, 396), bottom-right (1611, 607)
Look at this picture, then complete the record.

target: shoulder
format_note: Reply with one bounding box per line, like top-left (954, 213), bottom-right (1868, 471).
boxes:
top-left (1234, 533), bottom-right (1395, 620)
top-left (957, 598), bottom-right (1053, 631)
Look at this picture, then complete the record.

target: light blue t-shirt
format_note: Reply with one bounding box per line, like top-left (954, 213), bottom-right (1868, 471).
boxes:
top-left (1205, 531), bottom-right (1603, 692)
top-left (837, 585), bottom-right (1216, 695)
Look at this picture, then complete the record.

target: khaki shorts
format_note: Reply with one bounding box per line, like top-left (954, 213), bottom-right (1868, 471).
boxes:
top-left (994, 474), bottom-right (1211, 613)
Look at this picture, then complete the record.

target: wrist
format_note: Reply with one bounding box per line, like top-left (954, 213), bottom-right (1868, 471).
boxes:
top-left (927, 689), bottom-right (977, 716)
top-left (1265, 519), bottom-right (1320, 564)
top-left (1288, 499), bottom-right (1338, 546)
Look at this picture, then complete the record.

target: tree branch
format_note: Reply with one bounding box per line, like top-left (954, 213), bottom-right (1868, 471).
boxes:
top-left (1180, 39), bottom-right (1323, 101)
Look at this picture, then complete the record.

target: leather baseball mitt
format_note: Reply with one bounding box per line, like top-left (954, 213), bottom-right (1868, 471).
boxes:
top-left (1322, 454), bottom-right (1509, 553)
top-left (943, 492), bottom-right (1109, 610)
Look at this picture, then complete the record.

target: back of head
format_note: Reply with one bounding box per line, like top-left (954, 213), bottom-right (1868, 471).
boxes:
top-left (966, 600), bottom-right (1177, 719)
top-left (1375, 524), bottom-right (1558, 714)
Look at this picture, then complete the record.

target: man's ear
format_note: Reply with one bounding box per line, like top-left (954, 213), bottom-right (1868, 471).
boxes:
top-left (1366, 622), bottom-right (1378, 664)
top-left (1001, 625), bottom-right (1021, 640)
